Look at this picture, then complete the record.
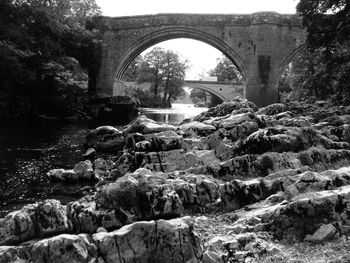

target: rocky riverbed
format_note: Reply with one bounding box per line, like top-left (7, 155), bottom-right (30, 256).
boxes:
top-left (2, 98), bottom-right (350, 262)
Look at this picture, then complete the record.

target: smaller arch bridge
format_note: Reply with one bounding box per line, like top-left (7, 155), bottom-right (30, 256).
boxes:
top-left (184, 80), bottom-right (244, 102)
top-left (114, 80), bottom-right (244, 102)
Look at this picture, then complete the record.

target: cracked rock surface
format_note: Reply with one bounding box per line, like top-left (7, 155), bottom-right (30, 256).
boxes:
top-left (3, 98), bottom-right (350, 262)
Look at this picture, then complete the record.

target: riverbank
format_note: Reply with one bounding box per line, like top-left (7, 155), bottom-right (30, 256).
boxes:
top-left (2, 98), bottom-right (350, 262)
top-left (0, 104), bottom-right (208, 216)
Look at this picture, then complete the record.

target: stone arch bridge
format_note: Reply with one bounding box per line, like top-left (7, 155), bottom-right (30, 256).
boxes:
top-left (94, 12), bottom-right (306, 107)
top-left (115, 80), bottom-right (244, 102)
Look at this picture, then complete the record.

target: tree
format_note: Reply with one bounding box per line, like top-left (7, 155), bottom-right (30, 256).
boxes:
top-left (123, 56), bottom-right (142, 82)
top-left (209, 56), bottom-right (243, 84)
top-left (137, 47), bottom-right (165, 95)
top-left (0, 0), bottom-right (101, 119)
top-left (296, 0), bottom-right (350, 102)
top-left (161, 50), bottom-right (188, 103)
top-left (136, 47), bottom-right (189, 105)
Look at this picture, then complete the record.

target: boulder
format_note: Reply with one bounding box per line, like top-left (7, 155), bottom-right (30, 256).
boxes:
top-left (277, 116), bottom-right (312, 127)
top-left (138, 149), bottom-right (203, 173)
top-left (30, 233), bottom-right (101, 263)
top-left (47, 168), bottom-right (77, 181)
top-left (194, 99), bottom-right (257, 122)
top-left (214, 142), bottom-right (238, 161)
top-left (0, 245), bottom-right (29, 263)
top-left (241, 126), bottom-right (317, 154)
top-left (115, 153), bottom-right (135, 175)
top-left (82, 148), bottom-right (96, 159)
top-left (304, 223), bottom-right (337, 243)
top-left (0, 200), bottom-right (72, 246)
top-left (216, 112), bottom-right (258, 129)
top-left (144, 130), bottom-right (183, 151)
top-left (67, 196), bottom-right (123, 233)
top-left (123, 115), bottom-right (176, 134)
top-left (183, 137), bottom-right (209, 151)
top-left (86, 126), bottom-right (125, 152)
top-left (228, 121), bottom-right (260, 141)
top-left (73, 160), bottom-right (94, 179)
top-left (95, 170), bottom-right (184, 220)
top-left (93, 217), bottom-right (202, 263)
top-left (179, 121), bottom-right (216, 136)
top-left (258, 103), bottom-right (287, 115)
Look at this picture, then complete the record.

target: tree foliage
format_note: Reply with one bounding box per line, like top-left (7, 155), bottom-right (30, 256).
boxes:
top-left (295, 0), bottom-right (350, 102)
top-left (0, 0), bottom-right (101, 119)
top-left (136, 47), bottom-right (188, 105)
top-left (209, 56), bottom-right (243, 84)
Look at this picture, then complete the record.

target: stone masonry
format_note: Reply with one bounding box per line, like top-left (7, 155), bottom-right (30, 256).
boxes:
top-left (93, 12), bottom-right (306, 107)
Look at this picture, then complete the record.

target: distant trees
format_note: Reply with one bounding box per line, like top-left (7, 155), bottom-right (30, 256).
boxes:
top-left (295, 0), bottom-right (350, 102)
top-left (125, 47), bottom-right (189, 107)
top-left (209, 56), bottom-right (243, 84)
top-left (0, 0), bottom-right (101, 119)
top-left (190, 89), bottom-right (208, 105)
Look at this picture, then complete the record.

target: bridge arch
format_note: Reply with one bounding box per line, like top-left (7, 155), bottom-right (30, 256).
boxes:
top-left (185, 83), bottom-right (226, 102)
top-left (278, 43), bottom-right (307, 77)
top-left (114, 27), bottom-right (247, 81)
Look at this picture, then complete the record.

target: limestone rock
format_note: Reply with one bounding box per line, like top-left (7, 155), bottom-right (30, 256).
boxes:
top-left (216, 112), bottom-right (258, 130)
top-left (82, 148), bottom-right (96, 159)
top-left (0, 200), bottom-right (72, 246)
top-left (258, 103), bottom-right (287, 115)
top-left (144, 130), bottom-right (183, 151)
top-left (179, 121), bottom-right (216, 136)
top-left (93, 217), bottom-right (202, 263)
top-left (86, 126), bottom-right (125, 152)
top-left (30, 233), bottom-right (101, 263)
top-left (241, 126), bottom-right (317, 154)
top-left (277, 116), bottom-right (312, 127)
top-left (47, 168), bottom-right (77, 181)
top-left (67, 196), bottom-right (122, 234)
top-left (123, 115), bottom-right (176, 134)
top-left (115, 153), bottom-right (135, 175)
top-left (214, 142), bottom-right (238, 161)
top-left (135, 140), bottom-right (152, 151)
top-left (0, 245), bottom-right (29, 263)
top-left (95, 170), bottom-right (184, 220)
top-left (194, 99), bottom-right (257, 122)
top-left (229, 121), bottom-right (260, 141)
top-left (138, 149), bottom-right (203, 172)
top-left (304, 223), bottom-right (337, 243)
top-left (73, 160), bottom-right (94, 179)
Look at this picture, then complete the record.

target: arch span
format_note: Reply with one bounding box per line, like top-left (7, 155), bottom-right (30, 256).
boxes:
top-left (278, 44), bottom-right (307, 76)
top-left (114, 27), bottom-right (247, 81)
top-left (186, 84), bottom-right (226, 102)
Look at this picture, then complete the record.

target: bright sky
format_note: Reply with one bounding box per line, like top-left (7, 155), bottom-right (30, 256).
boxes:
top-left (96, 0), bottom-right (299, 79)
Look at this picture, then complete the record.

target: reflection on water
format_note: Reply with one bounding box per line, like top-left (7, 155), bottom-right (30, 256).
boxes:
top-left (0, 121), bottom-right (92, 216)
top-left (140, 103), bottom-right (208, 125)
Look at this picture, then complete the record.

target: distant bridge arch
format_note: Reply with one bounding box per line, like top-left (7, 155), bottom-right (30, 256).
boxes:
top-left (94, 12), bottom-right (306, 106)
top-left (184, 81), bottom-right (244, 102)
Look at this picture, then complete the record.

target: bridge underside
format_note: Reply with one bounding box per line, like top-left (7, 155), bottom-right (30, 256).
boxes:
top-left (184, 81), bottom-right (244, 102)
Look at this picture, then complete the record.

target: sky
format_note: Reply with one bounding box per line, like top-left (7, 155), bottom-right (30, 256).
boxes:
top-left (96, 0), bottom-right (299, 79)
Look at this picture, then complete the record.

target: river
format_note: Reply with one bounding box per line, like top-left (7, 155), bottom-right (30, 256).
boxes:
top-left (0, 103), bottom-right (208, 216)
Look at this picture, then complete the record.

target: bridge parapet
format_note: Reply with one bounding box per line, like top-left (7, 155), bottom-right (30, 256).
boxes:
top-left (93, 12), bottom-right (302, 31)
